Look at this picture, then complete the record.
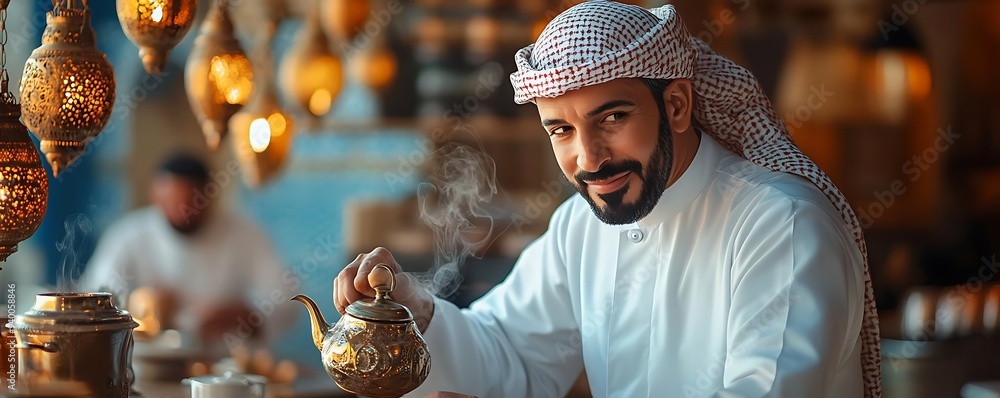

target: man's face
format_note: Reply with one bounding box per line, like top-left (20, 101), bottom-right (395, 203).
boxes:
top-left (536, 79), bottom-right (673, 225)
top-left (151, 175), bottom-right (207, 234)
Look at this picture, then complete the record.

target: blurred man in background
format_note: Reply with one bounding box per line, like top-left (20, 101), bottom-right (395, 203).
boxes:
top-left (80, 153), bottom-right (294, 348)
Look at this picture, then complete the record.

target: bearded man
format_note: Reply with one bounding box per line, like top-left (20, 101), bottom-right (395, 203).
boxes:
top-left (334, 2), bottom-right (880, 397)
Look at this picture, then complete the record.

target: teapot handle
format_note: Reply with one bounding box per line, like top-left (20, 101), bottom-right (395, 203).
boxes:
top-left (369, 264), bottom-right (396, 300)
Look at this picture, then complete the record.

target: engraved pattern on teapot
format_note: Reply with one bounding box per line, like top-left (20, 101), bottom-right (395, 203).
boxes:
top-left (292, 264), bottom-right (431, 398)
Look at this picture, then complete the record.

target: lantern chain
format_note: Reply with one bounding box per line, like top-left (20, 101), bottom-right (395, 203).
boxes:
top-left (0, 0), bottom-right (12, 104)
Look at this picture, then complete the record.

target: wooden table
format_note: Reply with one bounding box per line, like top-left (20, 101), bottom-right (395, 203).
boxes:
top-left (134, 376), bottom-right (355, 397)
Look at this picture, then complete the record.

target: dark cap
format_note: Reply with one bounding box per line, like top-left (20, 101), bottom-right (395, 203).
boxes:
top-left (158, 152), bottom-right (209, 185)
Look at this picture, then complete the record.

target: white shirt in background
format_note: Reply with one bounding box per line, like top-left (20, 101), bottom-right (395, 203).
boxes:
top-left (79, 207), bottom-right (295, 343)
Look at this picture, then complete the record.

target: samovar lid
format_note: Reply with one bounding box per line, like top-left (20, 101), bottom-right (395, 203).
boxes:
top-left (9, 292), bottom-right (139, 332)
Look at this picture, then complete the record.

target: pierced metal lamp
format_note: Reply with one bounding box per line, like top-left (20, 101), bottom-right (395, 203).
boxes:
top-left (185, 0), bottom-right (253, 150)
top-left (279, 1), bottom-right (343, 124)
top-left (19, 0), bottom-right (116, 177)
top-left (231, 35), bottom-right (295, 188)
top-left (116, 0), bottom-right (199, 75)
top-left (320, 0), bottom-right (370, 43)
top-left (0, 1), bottom-right (48, 262)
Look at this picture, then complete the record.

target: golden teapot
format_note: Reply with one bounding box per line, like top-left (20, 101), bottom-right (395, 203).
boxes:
top-left (292, 264), bottom-right (431, 397)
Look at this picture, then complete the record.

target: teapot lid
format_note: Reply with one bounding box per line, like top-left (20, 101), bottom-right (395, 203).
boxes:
top-left (346, 265), bottom-right (413, 323)
top-left (346, 297), bottom-right (413, 323)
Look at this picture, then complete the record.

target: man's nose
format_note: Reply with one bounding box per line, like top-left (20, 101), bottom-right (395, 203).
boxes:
top-left (577, 129), bottom-right (609, 173)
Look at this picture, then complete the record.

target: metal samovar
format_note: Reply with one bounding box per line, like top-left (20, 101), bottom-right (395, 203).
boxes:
top-left (8, 292), bottom-right (139, 397)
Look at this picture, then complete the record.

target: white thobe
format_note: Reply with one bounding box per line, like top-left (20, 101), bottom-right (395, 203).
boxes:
top-left (409, 135), bottom-right (865, 398)
top-left (79, 207), bottom-right (295, 342)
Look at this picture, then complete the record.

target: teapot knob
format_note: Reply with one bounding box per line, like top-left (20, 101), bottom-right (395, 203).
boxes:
top-left (368, 264), bottom-right (396, 300)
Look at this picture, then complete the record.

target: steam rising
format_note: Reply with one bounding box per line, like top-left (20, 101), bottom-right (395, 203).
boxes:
top-left (57, 214), bottom-right (93, 292)
top-left (417, 144), bottom-right (498, 298)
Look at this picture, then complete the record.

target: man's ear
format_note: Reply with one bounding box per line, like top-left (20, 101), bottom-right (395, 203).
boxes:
top-left (662, 79), bottom-right (694, 134)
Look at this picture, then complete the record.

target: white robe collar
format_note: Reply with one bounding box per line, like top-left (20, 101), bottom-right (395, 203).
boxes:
top-left (635, 134), bottom-right (724, 230)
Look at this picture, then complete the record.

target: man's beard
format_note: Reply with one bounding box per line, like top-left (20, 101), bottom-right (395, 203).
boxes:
top-left (571, 115), bottom-right (673, 225)
top-left (170, 219), bottom-right (203, 235)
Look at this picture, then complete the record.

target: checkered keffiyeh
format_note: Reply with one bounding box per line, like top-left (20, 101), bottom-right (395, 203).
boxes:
top-left (510, 1), bottom-right (881, 396)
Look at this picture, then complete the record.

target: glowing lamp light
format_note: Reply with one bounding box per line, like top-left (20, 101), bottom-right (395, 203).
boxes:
top-left (210, 54), bottom-right (254, 105)
top-left (249, 118), bottom-right (271, 153)
top-left (309, 89), bottom-right (332, 116)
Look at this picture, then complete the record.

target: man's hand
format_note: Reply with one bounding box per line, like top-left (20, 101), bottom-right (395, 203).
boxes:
top-left (334, 247), bottom-right (435, 332)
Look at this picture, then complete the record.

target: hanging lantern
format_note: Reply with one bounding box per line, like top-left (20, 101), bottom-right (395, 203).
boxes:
top-left (278, 6), bottom-right (343, 123)
top-left (230, 0), bottom-right (286, 42)
top-left (20, 4), bottom-right (116, 177)
top-left (0, 3), bottom-right (48, 262)
top-left (230, 85), bottom-right (295, 187)
top-left (0, 103), bottom-right (47, 262)
top-left (349, 45), bottom-right (397, 92)
top-left (320, 0), bottom-right (370, 43)
top-left (231, 38), bottom-right (295, 188)
top-left (116, 0), bottom-right (199, 75)
top-left (185, 0), bottom-right (253, 150)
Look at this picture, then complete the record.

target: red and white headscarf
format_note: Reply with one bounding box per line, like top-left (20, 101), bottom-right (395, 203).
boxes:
top-left (511, 2), bottom-right (881, 396)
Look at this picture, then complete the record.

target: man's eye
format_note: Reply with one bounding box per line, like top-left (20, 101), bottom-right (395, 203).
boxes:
top-left (603, 112), bottom-right (626, 123)
top-left (549, 126), bottom-right (571, 136)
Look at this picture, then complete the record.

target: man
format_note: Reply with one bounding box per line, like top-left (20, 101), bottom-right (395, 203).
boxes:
top-left (80, 153), bottom-right (293, 347)
top-left (335, 2), bottom-right (880, 397)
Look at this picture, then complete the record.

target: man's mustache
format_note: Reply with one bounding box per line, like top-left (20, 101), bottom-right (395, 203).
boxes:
top-left (575, 159), bottom-right (642, 187)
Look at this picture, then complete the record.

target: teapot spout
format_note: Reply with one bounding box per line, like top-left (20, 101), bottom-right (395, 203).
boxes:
top-left (291, 295), bottom-right (330, 351)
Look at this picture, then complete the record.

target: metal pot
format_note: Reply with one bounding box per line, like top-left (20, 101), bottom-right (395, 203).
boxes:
top-left (7, 293), bottom-right (139, 398)
top-left (292, 264), bottom-right (431, 397)
top-left (936, 286), bottom-right (985, 339)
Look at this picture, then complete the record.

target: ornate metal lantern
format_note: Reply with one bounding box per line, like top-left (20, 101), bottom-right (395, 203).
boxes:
top-left (116, 0), bottom-right (199, 75)
top-left (20, 2), bottom-right (116, 177)
top-left (349, 44), bottom-right (397, 91)
top-left (185, 0), bottom-right (253, 150)
top-left (0, 103), bottom-right (48, 262)
top-left (231, 37), bottom-right (295, 188)
top-left (278, 4), bottom-right (343, 123)
top-left (0, 2), bottom-right (48, 262)
top-left (320, 0), bottom-right (370, 43)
